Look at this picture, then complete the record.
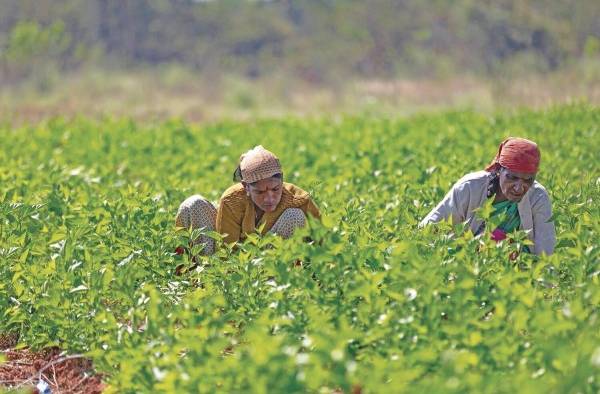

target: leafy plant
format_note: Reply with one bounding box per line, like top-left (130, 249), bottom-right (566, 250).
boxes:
top-left (1, 105), bottom-right (599, 393)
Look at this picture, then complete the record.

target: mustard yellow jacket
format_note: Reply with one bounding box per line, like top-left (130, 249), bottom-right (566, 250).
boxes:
top-left (216, 182), bottom-right (320, 244)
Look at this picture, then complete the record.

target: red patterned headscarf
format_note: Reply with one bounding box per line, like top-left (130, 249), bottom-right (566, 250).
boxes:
top-left (485, 137), bottom-right (540, 174)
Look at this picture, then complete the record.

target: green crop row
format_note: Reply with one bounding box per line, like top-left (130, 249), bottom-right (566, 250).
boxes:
top-left (1, 105), bottom-right (599, 393)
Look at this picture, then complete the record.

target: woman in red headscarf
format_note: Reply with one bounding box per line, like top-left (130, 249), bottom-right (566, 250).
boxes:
top-left (420, 137), bottom-right (556, 255)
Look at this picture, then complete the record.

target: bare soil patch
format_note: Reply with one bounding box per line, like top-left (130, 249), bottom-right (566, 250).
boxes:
top-left (0, 334), bottom-right (104, 394)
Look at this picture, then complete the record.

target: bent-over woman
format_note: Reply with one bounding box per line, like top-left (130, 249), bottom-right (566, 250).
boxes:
top-left (420, 137), bottom-right (556, 256)
top-left (176, 145), bottom-right (320, 254)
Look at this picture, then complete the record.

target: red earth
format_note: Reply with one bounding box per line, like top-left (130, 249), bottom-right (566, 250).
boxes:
top-left (0, 334), bottom-right (104, 393)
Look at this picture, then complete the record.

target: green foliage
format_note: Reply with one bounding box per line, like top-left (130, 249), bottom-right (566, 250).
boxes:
top-left (4, 21), bottom-right (70, 63)
top-left (1, 20), bottom-right (72, 88)
top-left (0, 105), bottom-right (599, 392)
top-left (0, 0), bottom-right (599, 82)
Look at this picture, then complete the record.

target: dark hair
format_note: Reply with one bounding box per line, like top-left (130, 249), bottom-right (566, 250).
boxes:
top-left (233, 165), bottom-right (243, 182)
top-left (487, 170), bottom-right (500, 198)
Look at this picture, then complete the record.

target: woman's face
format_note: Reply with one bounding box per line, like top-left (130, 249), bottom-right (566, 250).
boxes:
top-left (498, 167), bottom-right (536, 202)
top-left (245, 177), bottom-right (283, 213)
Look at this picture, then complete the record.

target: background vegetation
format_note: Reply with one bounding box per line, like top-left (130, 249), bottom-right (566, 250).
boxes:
top-left (1, 0), bottom-right (599, 121)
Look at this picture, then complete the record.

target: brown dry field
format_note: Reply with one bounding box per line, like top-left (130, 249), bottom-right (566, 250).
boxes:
top-left (1, 65), bottom-right (599, 124)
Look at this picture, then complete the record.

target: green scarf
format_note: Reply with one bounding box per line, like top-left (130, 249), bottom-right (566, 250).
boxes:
top-left (491, 199), bottom-right (521, 233)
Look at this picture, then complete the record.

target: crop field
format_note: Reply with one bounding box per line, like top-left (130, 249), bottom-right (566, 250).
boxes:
top-left (0, 105), bottom-right (599, 393)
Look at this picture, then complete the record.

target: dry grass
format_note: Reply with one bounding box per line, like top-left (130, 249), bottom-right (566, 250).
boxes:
top-left (1, 62), bottom-right (599, 124)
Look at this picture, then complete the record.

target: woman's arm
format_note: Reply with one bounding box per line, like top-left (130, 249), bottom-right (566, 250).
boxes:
top-left (419, 180), bottom-right (470, 227)
top-left (303, 198), bottom-right (321, 220)
top-left (531, 190), bottom-right (556, 255)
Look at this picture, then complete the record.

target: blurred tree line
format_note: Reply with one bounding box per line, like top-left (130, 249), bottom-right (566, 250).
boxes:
top-left (0, 0), bottom-right (599, 85)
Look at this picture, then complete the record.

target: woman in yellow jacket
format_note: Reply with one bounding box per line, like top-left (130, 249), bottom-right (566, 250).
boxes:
top-left (176, 146), bottom-right (320, 255)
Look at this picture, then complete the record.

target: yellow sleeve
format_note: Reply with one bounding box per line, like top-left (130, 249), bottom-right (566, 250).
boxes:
top-left (216, 201), bottom-right (242, 244)
top-left (303, 198), bottom-right (321, 220)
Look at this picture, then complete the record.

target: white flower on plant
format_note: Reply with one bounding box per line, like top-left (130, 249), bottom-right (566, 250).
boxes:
top-left (283, 346), bottom-right (297, 356)
top-left (531, 368), bottom-right (545, 379)
top-left (152, 367), bottom-right (167, 381)
top-left (296, 353), bottom-right (310, 365)
top-left (591, 347), bottom-right (600, 367)
top-left (331, 349), bottom-right (344, 361)
top-left (404, 288), bottom-right (417, 301)
top-left (346, 361), bottom-right (357, 372)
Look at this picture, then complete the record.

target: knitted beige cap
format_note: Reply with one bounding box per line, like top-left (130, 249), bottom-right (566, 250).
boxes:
top-left (239, 145), bottom-right (282, 183)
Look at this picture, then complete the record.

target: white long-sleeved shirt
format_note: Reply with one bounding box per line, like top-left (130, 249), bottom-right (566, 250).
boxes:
top-left (420, 171), bottom-right (556, 255)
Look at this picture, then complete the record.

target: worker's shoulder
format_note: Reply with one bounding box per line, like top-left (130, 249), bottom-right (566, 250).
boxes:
top-left (219, 183), bottom-right (247, 206)
top-left (282, 182), bottom-right (312, 202)
top-left (527, 181), bottom-right (551, 205)
top-left (282, 182), bottom-right (309, 195)
top-left (453, 170), bottom-right (491, 190)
